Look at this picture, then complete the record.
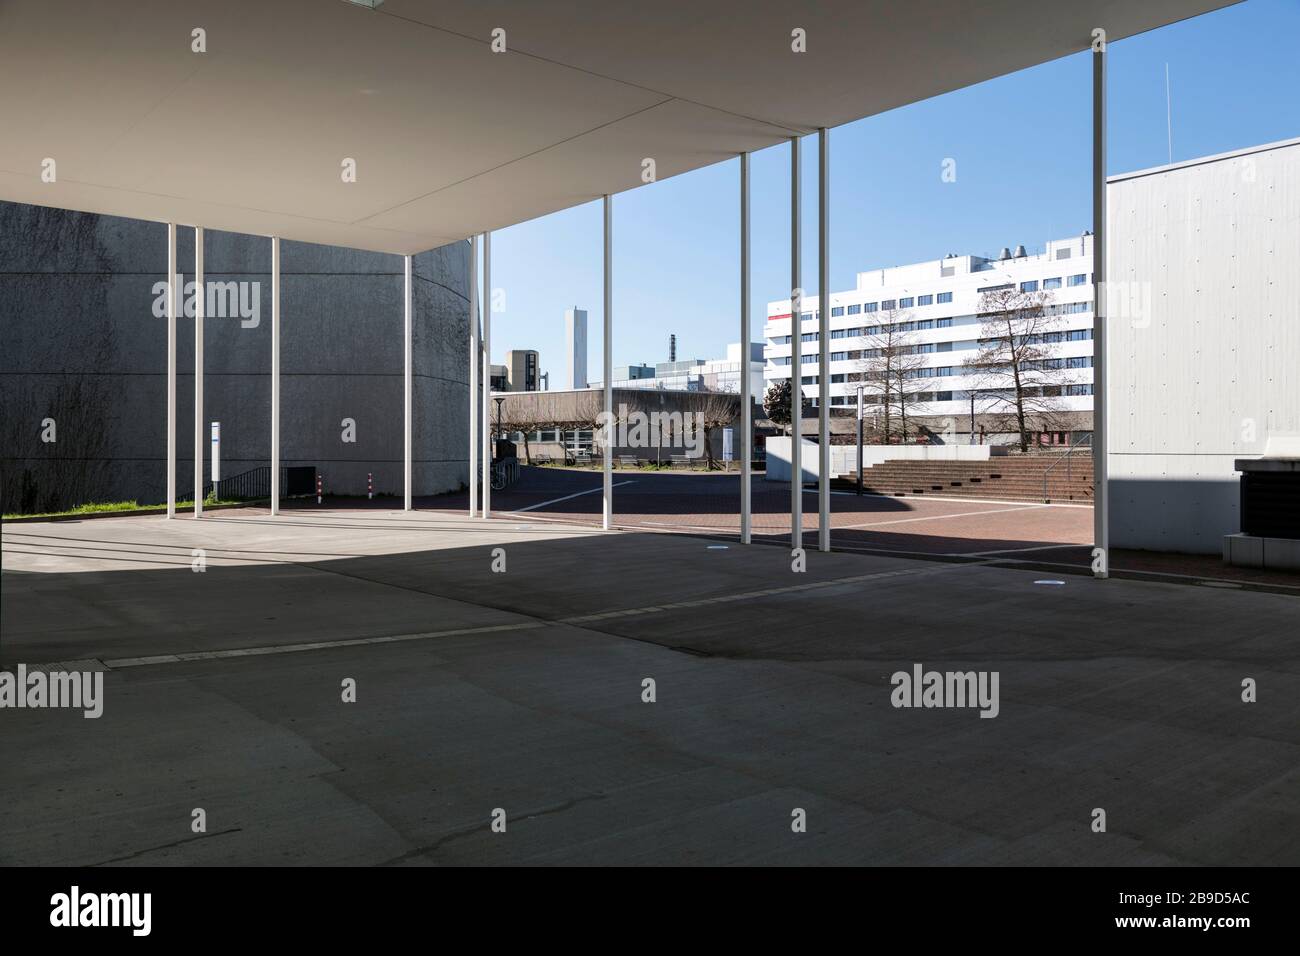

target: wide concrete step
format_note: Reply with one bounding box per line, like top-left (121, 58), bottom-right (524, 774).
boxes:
top-left (844, 474), bottom-right (1092, 488)
top-left (847, 472), bottom-right (1093, 485)
top-left (835, 454), bottom-right (1094, 502)
top-left (843, 469), bottom-right (1092, 483)
top-left (845, 469), bottom-right (1093, 482)
top-left (838, 484), bottom-right (1093, 502)
top-left (845, 470), bottom-right (1092, 482)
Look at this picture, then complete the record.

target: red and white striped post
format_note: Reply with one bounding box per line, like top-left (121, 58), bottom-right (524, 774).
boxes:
top-left (367, 472), bottom-right (373, 501)
top-left (316, 472), bottom-right (322, 505)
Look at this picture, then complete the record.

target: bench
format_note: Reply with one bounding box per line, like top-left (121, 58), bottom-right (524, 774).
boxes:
top-left (617, 455), bottom-right (639, 468)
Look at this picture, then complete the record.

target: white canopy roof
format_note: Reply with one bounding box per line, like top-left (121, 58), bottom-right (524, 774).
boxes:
top-left (0, 0), bottom-right (1236, 254)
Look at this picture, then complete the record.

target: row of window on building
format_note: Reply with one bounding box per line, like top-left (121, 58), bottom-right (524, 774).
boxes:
top-left (771, 302), bottom-right (1090, 347)
top-left (974, 327), bottom-right (1094, 348)
top-left (769, 328), bottom-right (1094, 365)
top-left (799, 274), bottom-right (1090, 322)
top-left (771, 317), bottom-right (953, 344)
top-left (1021, 274), bottom-right (1090, 292)
top-left (826, 291), bottom-right (954, 318)
top-left (812, 382), bottom-right (1095, 407)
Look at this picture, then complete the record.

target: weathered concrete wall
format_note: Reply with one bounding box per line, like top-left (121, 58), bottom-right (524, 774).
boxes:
top-left (0, 202), bottom-right (469, 512)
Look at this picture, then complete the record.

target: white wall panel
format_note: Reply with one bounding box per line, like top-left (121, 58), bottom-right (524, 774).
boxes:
top-left (1108, 138), bottom-right (1300, 552)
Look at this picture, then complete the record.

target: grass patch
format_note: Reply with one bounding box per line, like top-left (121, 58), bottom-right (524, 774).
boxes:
top-left (4, 498), bottom-right (245, 520)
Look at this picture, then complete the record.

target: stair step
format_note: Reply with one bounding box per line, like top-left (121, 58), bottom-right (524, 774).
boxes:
top-left (841, 453), bottom-right (1095, 505)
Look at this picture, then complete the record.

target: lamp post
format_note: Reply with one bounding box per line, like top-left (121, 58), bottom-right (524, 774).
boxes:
top-left (493, 396), bottom-right (505, 458)
top-left (855, 383), bottom-right (865, 496)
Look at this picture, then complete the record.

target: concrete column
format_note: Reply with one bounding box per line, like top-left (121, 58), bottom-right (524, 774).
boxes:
top-left (166, 223), bottom-right (176, 518)
top-left (817, 128), bottom-right (831, 552)
top-left (1093, 40), bottom-right (1109, 578)
top-left (468, 236), bottom-right (479, 517)
top-left (270, 236), bottom-right (280, 515)
top-left (790, 135), bottom-right (802, 552)
top-left (403, 254), bottom-right (413, 511)
top-left (602, 194), bottom-right (613, 531)
top-left (482, 232), bottom-right (491, 518)
top-left (740, 153), bottom-right (752, 545)
top-left (193, 226), bottom-right (204, 517)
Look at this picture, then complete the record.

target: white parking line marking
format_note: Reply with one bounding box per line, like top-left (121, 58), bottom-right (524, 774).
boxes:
top-left (958, 543), bottom-right (1081, 557)
top-left (102, 562), bottom-right (967, 669)
top-left (509, 481), bottom-right (637, 513)
top-left (839, 504), bottom-right (1043, 529)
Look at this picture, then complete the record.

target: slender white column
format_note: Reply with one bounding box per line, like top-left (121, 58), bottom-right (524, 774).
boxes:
top-left (1092, 42), bottom-right (1109, 578)
top-left (602, 194), bottom-right (613, 531)
top-left (790, 136), bottom-right (802, 551)
top-left (740, 153), bottom-right (752, 544)
top-left (482, 232), bottom-right (492, 518)
top-left (468, 236), bottom-right (479, 517)
top-left (166, 223), bottom-right (177, 518)
top-left (817, 128), bottom-right (831, 552)
top-left (270, 237), bottom-right (280, 515)
top-left (194, 226), bottom-right (204, 517)
top-left (403, 254), bottom-right (413, 511)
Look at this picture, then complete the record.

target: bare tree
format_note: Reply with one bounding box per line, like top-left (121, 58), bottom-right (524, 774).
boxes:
top-left (695, 391), bottom-right (742, 470)
top-left (963, 286), bottom-right (1075, 452)
top-left (763, 378), bottom-right (810, 436)
top-left (856, 308), bottom-right (928, 444)
top-left (496, 391), bottom-right (593, 464)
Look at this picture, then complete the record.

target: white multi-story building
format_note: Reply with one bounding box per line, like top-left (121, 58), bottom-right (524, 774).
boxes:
top-left (763, 234), bottom-right (1095, 440)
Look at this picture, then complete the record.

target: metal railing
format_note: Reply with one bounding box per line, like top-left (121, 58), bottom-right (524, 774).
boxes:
top-left (203, 465), bottom-right (317, 502)
top-left (1041, 434), bottom-right (1092, 503)
top-left (204, 465), bottom-right (271, 501)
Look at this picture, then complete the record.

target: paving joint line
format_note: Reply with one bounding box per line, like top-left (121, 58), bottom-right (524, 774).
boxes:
top-left (98, 563), bottom-right (961, 670)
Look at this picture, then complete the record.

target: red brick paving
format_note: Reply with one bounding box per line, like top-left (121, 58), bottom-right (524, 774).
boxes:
top-left (287, 466), bottom-right (1297, 591)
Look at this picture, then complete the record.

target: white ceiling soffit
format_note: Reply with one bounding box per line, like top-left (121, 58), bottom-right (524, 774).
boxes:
top-left (0, 0), bottom-right (1238, 256)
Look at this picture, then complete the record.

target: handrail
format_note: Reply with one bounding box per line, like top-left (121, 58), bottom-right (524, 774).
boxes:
top-left (1041, 434), bottom-right (1092, 502)
top-left (203, 465), bottom-right (272, 502)
top-left (204, 464), bottom-right (314, 502)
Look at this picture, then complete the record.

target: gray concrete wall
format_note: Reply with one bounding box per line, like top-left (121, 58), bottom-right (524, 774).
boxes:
top-left (0, 202), bottom-right (469, 513)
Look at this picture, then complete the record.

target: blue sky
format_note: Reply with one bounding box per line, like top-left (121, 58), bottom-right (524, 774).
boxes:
top-left (485, 0), bottom-right (1300, 380)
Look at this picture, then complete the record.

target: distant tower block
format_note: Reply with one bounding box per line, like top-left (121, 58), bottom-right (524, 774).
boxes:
top-left (506, 349), bottom-right (540, 391)
top-left (669, 333), bottom-right (677, 363)
top-left (566, 307), bottom-right (588, 389)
